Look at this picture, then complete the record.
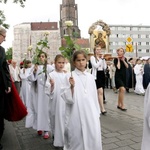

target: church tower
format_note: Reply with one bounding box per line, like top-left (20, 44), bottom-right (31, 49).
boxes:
top-left (60, 0), bottom-right (81, 38)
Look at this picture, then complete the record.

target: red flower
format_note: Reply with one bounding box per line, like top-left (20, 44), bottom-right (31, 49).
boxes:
top-left (8, 59), bottom-right (12, 64)
top-left (20, 62), bottom-right (24, 65)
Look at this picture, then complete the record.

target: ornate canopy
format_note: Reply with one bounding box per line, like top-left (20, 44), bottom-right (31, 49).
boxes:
top-left (88, 20), bottom-right (111, 36)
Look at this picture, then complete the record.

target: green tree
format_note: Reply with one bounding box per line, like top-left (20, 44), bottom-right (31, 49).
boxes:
top-left (5, 47), bottom-right (12, 60)
top-left (1, 0), bottom-right (26, 7)
top-left (0, 0), bottom-right (26, 28)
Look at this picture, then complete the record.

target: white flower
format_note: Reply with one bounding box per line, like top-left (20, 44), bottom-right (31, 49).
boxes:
top-left (65, 20), bottom-right (73, 27)
top-left (28, 45), bottom-right (32, 51)
top-left (44, 32), bottom-right (49, 36)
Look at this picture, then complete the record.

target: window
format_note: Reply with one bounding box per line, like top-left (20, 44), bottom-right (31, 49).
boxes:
top-left (109, 42), bottom-right (113, 45)
top-left (125, 27), bottom-right (130, 30)
top-left (138, 49), bottom-right (142, 52)
top-left (138, 42), bottom-right (141, 45)
top-left (146, 42), bottom-right (149, 45)
top-left (140, 27), bottom-right (146, 31)
top-left (146, 49), bottom-right (149, 53)
top-left (118, 27), bottom-right (124, 30)
top-left (146, 35), bottom-right (149, 38)
top-left (110, 34), bottom-right (117, 38)
top-left (133, 35), bottom-right (138, 38)
top-left (132, 27), bottom-right (138, 31)
top-left (110, 27), bottom-right (115, 30)
top-left (118, 42), bottom-right (124, 45)
top-left (141, 35), bottom-right (145, 38)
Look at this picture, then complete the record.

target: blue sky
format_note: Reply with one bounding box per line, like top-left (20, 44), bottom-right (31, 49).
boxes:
top-left (1, 0), bottom-right (150, 49)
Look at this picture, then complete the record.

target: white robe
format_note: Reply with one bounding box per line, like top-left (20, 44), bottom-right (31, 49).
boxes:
top-left (134, 64), bottom-right (145, 94)
top-left (25, 64), bottom-right (54, 131)
top-left (45, 70), bottom-right (66, 147)
top-left (62, 69), bottom-right (102, 150)
top-left (20, 68), bottom-right (32, 107)
top-left (141, 83), bottom-right (150, 150)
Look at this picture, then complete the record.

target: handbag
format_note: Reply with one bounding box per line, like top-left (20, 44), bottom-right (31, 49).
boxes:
top-left (4, 79), bottom-right (28, 121)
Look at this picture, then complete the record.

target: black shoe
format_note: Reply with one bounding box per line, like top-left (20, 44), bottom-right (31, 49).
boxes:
top-left (121, 108), bottom-right (127, 111)
top-left (101, 111), bottom-right (107, 115)
top-left (103, 101), bottom-right (107, 104)
top-left (126, 88), bottom-right (129, 93)
top-left (0, 144), bottom-right (3, 150)
top-left (54, 146), bottom-right (63, 150)
top-left (117, 106), bottom-right (121, 109)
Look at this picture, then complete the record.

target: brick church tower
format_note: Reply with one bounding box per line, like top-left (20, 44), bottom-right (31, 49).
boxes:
top-left (60, 0), bottom-right (81, 38)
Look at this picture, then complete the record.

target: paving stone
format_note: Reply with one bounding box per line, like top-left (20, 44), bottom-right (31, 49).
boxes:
top-left (114, 146), bottom-right (134, 150)
top-left (102, 137), bottom-right (120, 144)
top-left (131, 136), bottom-right (142, 143)
top-left (115, 139), bottom-right (135, 147)
top-left (116, 134), bottom-right (136, 140)
top-left (103, 132), bottom-right (121, 138)
top-left (103, 143), bottom-right (119, 150)
top-left (129, 143), bottom-right (142, 150)
top-left (131, 131), bottom-right (143, 137)
top-left (118, 130), bottom-right (134, 135)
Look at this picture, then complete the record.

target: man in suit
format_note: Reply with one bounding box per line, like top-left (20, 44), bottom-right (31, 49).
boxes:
top-left (0, 26), bottom-right (11, 150)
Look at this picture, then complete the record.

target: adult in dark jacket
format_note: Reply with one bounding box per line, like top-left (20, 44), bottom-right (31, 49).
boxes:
top-left (126, 58), bottom-right (134, 92)
top-left (143, 58), bottom-right (150, 89)
top-left (0, 26), bottom-right (11, 150)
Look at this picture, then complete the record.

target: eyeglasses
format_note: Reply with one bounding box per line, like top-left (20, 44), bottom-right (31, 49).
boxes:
top-left (0, 34), bottom-right (6, 38)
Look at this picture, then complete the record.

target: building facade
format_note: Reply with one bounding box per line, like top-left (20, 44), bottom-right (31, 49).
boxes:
top-left (109, 24), bottom-right (150, 57)
top-left (13, 22), bottom-right (61, 63)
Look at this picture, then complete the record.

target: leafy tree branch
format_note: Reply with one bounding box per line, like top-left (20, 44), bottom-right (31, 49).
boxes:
top-left (0, 0), bottom-right (26, 28)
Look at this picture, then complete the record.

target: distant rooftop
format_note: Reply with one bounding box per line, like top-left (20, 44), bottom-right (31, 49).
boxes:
top-left (31, 22), bottom-right (58, 30)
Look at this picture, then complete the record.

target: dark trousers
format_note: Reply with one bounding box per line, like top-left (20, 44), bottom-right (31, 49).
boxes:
top-left (14, 81), bottom-right (20, 94)
top-left (0, 93), bottom-right (4, 141)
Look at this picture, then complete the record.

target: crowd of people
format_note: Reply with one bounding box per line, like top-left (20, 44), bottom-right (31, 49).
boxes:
top-left (96, 51), bottom-right (150, 96)
top-left (9, 51), bottom-right (102, 150)
top-left (0, 25), bottom-right (150, 150)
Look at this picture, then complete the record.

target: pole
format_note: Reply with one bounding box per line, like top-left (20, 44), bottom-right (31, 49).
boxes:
top-left (135, 42), bottom-right (138, 57)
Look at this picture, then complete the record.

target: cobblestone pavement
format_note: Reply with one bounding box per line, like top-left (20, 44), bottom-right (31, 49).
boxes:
top-left (2, 88), bottom-right (145, 150)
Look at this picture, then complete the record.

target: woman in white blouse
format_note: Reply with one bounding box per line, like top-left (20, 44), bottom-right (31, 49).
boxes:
top-left (90, 45), bottom-right (107, 115)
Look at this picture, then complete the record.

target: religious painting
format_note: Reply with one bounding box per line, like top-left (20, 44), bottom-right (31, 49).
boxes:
top-left (93, 30), bottom-right (107, 49)
top-left (88, 20), bottom-right (111, 53)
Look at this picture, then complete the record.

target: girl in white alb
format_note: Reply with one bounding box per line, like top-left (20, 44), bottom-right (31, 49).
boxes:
top-left (62, 50), bottom-right (102, 150)
top-left (26, 52), bottom-right (54, 139)
top-left (19, 60), bottom-right (32, 107)
top-left (45, 54), bottom-right (66, 148)
top-left (134, 59), bottom-right (145, 95)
